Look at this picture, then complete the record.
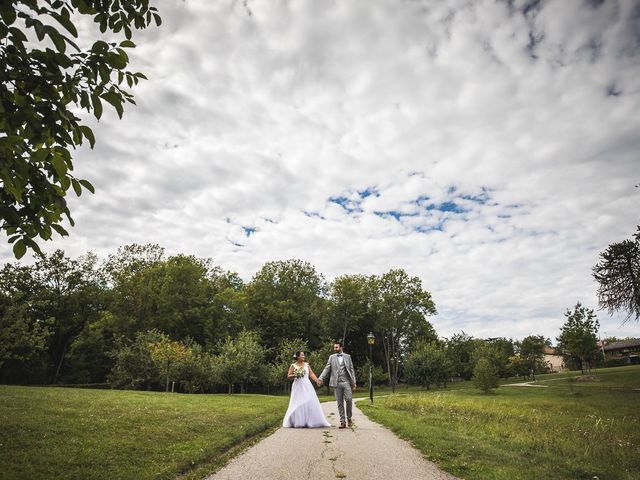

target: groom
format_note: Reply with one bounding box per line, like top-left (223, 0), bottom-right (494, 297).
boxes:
top-left (317, 341), bottom-right (357, 429)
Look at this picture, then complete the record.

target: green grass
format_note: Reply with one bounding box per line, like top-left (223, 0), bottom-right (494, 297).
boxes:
top-left (359, 365), bottom-right (640, 480)
top-left (0, 386), bottom-right (288, 480)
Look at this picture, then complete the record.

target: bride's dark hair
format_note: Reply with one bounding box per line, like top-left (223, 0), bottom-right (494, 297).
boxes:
top-left (293, 351), bottom-right (304, 360)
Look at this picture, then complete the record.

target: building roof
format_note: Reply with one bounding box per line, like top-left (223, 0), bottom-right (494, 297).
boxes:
top-left (543, 346), bottom-right (560, 355)
top-left (603, 338), bottom-right (640, 351)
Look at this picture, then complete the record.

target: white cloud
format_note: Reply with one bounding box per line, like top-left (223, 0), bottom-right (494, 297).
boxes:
top-left (4, 0), bottom-right (640, 342)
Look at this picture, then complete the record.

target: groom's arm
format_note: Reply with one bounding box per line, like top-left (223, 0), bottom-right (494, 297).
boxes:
top-left (347, 355), bottom-right (357, 386)
top-left (318, 355), bottom-right (332, 382)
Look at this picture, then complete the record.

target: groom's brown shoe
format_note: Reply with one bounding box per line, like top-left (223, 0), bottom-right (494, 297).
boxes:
top-left (339, 422), bottom-right (346, 429)
top-left (347, 420), bottom-right (353, 427)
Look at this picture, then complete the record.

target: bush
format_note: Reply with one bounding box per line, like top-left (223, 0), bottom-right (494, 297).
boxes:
top-left (404, 341), bottom-right (452, 389)
top-left (108, 330), bottom-right (163, 390)
top-left (473, 357), bottom-right (499, 393)
top-left (356, 360), bottom-right (387, 387)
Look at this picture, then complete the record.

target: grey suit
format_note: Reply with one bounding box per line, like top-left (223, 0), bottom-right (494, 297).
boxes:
top-left (318, 353), bottom-right (357, 424)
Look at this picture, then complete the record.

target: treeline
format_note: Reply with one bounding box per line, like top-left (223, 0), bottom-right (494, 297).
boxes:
top-left (0, 244), bottom-right (588, 393)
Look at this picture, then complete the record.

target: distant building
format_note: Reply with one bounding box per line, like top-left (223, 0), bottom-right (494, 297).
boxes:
top-left (603, 339), bottom-right (640, 364)
top-left (543, 346), bottom-right (566, 372)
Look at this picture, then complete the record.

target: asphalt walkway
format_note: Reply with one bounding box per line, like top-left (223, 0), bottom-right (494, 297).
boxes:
top-left (206, 397), bottom-right (458, 480)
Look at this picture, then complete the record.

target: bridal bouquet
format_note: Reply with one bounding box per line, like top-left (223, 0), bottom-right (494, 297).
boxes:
top-left (294, 367), bottom-right (305, 378)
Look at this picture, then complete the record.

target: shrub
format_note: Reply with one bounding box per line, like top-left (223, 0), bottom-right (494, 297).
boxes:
top-left (473, 357), bottom-right (499, 393)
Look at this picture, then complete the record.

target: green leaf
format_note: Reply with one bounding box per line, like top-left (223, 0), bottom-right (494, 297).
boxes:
top-left (0, 3), bottom-right (17, 26)
top-left (51, 153), bottom-right (68, 178)
top-left (153, 13), bottom-right (162, 26)
top-left (13, 239), bottom-right (26, 260)
top-left (71, 178), bottom-right (82, 197)
top-left (32, 148), bottom-right (50, 163)
top-left (106, 51), bottom-right (127, 69)
top-left (102, 91), bottom-right (124, 118)
top-left (51, 11), bottom-right (79, 37)
top-left (79, 179), bottom-right (95, 194)
top-left (92, 94), bottom-right (103, 120)
top-left (91, 40), bottom-right (109, 53)
top-left (80, 126), bottom-right (95, 148)
top-left (51, 224), bottom-right (70, 236)
top-left (120, 40), bottom-right (136, 48)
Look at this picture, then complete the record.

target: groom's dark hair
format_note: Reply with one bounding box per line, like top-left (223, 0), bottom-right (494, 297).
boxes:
top-left (334, 341), bottom-right (343, 347)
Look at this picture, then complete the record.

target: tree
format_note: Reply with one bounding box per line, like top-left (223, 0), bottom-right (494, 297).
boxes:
top-left (471, 337), bottom-right (515, 379)
top-left (517, 335), bottom-right (550, 379)
top-left (0, 262), bottom-right (51, 374)
top-left (108, 329), bottom-right (162, 390)
top-left (246, 260), bottom-right (327, 354)
top-left (265, 338), bottom-right (309, 394)
top-left (557, 303), bottom-right (600, 373)
top-left (404, 341), bottom-right (452, 389)
top-left (32, 250), bottom-right (106, 383)
top-left (445, 332), bottom-right (476, 380)
top-left (373, 269), bottom-right (437, 392)
top-left (327, 275), bottom-right (375, 347)
top-left (1, 0), bottom-right (161, 258)
top-left (175, 340), bottom-right (214, 394)
top-left (204, 268), bottom-right (249, 349)
top-left (473, 357), bottom-right (499, 393)
top-left (212, 330), bottom-right (265, 394)
top-left (149, 333), bottom-right (192, 392)
top-left (593, 227), bottom-right (640, 323)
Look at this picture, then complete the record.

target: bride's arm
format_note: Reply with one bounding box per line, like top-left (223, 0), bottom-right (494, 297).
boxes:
top-left (307, 364), bottom-right (321, 385)
top-left (287, 364), bottom-right (296, 380)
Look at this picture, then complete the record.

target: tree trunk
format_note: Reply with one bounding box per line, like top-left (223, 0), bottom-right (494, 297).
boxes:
top-left (52, 337), bottom-right (73, 384)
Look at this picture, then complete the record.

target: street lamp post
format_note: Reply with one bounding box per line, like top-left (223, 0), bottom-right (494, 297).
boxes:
top-left (367, 332), bottom-right (375, 404)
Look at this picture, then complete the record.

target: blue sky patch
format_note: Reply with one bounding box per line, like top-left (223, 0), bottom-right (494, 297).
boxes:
top-left (242, 226), bottom-right (256, 237)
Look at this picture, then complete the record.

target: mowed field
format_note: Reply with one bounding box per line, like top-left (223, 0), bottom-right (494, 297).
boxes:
top-left (359, 365), bottom-right (640, 480)
top-left (0, 386), bottom-right (288, 480)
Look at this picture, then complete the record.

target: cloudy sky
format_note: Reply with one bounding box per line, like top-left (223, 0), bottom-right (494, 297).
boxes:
top-left (5, 0), bottom-right (640, 341)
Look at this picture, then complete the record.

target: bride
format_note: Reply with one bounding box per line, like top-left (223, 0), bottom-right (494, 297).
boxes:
top-left (283, 351), bottom-right (330, 428)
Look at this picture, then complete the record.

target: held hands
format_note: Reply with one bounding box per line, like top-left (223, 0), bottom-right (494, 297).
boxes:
top-left (316, 379), bottom-right (323, 387)
top-left (352, 384), bottom-right (357, 391)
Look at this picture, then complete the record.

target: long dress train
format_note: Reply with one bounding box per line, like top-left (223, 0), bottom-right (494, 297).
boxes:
top-left (283, 363), bottom-right (331, 428)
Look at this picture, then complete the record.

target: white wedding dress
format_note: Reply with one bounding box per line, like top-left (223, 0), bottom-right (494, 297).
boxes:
top-left (283, 362), bottom-right (331, 428)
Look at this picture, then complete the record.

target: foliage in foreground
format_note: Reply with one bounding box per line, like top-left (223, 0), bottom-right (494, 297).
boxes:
top-left (1, 1), bottom-right (161, 257)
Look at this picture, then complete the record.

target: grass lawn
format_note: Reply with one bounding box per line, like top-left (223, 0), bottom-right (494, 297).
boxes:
top-left (0, 386), bottom-right (288, 480)
top-left (359, 365), bottom-right (640, 480)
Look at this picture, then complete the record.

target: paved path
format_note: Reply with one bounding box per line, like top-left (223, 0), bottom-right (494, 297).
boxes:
top-left (207, 398), bottom-right (458, 480)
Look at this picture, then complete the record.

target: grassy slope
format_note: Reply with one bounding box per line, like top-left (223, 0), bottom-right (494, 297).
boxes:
top-left (0, 386), bottom-right (288, 480)
top-left (359, 365), bottom-right (640, 480)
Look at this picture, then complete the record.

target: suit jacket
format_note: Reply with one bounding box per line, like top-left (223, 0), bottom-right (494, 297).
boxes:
top-left (318, 353), bottom-right (357, 387)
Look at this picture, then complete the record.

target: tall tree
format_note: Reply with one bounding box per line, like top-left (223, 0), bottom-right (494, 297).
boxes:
top-left (593, 227), bottom-right (640, 322)
top-left (246, 259), bottom-right (327, 354)
top-left (1, 0), bottom-right (161, 258)
top-left (517, 335), bottom-right (550, 379)
top-left (327, 274), bottom-right (373, 346)
top-left (0, 263), bottom-right (51, 376)
top-left (373, 269), bottom-right (437, 392)
top-left (445, 331), bottom-right (476, 380)
top-left (204, 268), bottom-right (249, 349)
top-left (326, 274), bottom-right (380, 363)
top-left (557, 302), bottom-right (600, 373)
top-left (101, 244), bottom-right (165, 336)
top-left (34, 250), bottom-right (105, 383)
